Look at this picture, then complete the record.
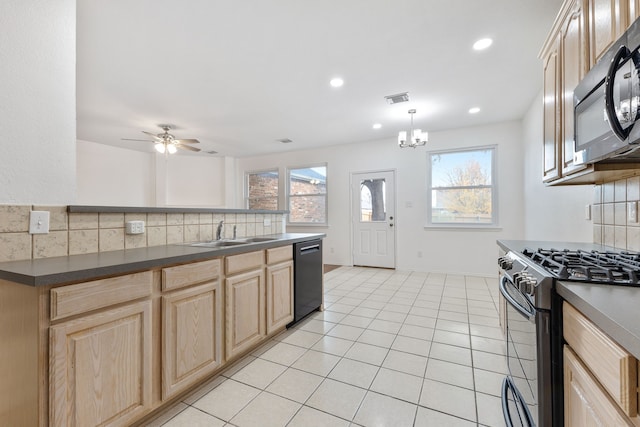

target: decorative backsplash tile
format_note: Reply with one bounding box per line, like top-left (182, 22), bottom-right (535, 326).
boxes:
top-left (0, 205), bottom-right (285, 262)
top-left (593, 176), bottom-right (640, 250)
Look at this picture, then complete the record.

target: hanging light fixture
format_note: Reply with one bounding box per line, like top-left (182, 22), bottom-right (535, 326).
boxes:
top-left (154, 141), bottom-right (178, 154)
top-left (398, 109), bottom-right (428, 148)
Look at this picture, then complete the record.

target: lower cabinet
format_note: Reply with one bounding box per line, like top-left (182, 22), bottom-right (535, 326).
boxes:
top-left (49, 300), bottom-right (153, 427)
top-left (161, 281), bottom-right (223, 400)
top-left (266, 261), bottom-right (294, 333)
top-left (225, 268), bottom-right (266, 360)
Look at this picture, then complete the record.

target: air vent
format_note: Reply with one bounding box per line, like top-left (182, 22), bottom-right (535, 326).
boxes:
top-left (205, 150), bottom-right (218, 154)
top-left (277, 138), bottom-right (293, 144)
top-left (384, 92), bottom-right (409, 104)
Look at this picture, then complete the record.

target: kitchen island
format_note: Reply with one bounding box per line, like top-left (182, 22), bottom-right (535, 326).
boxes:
top-left (0, 232), bottom-right (324, 427)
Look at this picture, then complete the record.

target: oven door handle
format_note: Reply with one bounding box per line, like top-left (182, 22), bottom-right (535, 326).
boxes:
top-left (501, 376), bottom-right (535, 427)
top-left (499, 276), bottom-right (535, 321)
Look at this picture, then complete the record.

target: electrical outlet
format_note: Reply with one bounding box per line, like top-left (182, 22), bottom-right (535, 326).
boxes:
top-left (585, 204), bottom-right (591, 220)
top-left (628, 201), bottom-right (638, 224)
top-left (126, 220), bottom-right (145, 235)
top-left (263, 218), bottom-right (271, 227)
top-left (29, 211), bottom-right (50, 234)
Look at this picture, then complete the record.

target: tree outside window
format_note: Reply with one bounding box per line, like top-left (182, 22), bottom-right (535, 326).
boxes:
top-left (428, 147), bottom-right (497, 226)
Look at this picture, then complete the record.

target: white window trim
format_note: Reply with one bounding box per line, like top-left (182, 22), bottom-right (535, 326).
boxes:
top-left (425, 145), bottom-right (499, 229)
top-left (245, 168), bottom-right (279, 210)
top-left (286, 163), bottom-right (328, 226)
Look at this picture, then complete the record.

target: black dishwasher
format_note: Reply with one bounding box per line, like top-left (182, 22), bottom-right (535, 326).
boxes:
top-left (291, 239), bottom-right (323, 325)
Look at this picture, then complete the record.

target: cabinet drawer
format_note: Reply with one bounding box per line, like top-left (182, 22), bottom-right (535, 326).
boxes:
top-left (563, 302), bottom-right (638, 416)
top-left (162, 259), bottom-right (221, 291)
top-left (225, 250), bottom-right (264, 275)
top-left (266, 245), bottom-right (292, 265)
top-left (50, 271), bottom-right (153, 321)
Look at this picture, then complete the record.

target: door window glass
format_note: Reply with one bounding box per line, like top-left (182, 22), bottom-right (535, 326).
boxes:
top-left (360, 178), bottom-right (386, 222)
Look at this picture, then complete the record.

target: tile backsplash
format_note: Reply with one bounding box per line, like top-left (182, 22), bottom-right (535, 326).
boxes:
top-left (0, 206), bottom-right (284, 262)
top-left (592, 176), bottom-right (640, 251)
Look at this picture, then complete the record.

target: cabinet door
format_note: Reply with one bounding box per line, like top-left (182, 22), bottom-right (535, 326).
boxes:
top-left (543, 34), bottom-right (562, 183)
top-left (589, 0), bottom-right (628, 67)
top-left (630, 0), bottom-right (640, 22)
top-left (162, 281), bottom-right (223, 400)
top-left (564, 346), bottom-right (634, 426)
top-left (266, 261), bottom-right (294, 334)
top-left (562, 0), bottom-right (590, 176)
top-left (225, 269), bottom-right (266, 360)
top-left (49, 301), bottom-right (152, 427)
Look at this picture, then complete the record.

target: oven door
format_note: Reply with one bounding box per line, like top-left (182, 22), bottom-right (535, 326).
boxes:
top-left (499, 275), bottom-right (538, 427)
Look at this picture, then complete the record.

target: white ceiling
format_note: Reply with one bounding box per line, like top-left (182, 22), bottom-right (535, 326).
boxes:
top-left (76, 0), bottom-right (563, 158)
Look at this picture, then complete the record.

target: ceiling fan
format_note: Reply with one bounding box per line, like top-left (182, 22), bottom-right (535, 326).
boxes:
top-left (122, 125), bottom-right (201, 153)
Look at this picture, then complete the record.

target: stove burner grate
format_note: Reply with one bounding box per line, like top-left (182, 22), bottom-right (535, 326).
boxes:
top-left (522, 248), bottom-right (640, 286)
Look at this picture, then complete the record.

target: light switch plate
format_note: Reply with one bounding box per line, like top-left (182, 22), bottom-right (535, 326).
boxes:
top-left (29, 211), bottom-right (50, 234)
top-left (585, 204), bottom-right (591, 220)
top-left (628, 201), bottom-right (638, 224)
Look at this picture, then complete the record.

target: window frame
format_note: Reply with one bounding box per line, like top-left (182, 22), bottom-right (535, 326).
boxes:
top-left (245, 168), bottom-right (280, 211)
top-left (426, 145), bottom-right (499, 229)
top-left (286, 163), bottom-right (328, 226)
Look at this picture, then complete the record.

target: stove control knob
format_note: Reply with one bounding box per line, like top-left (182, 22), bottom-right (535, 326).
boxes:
top-left (523, 277), bottom-right (537, 296)
top-left (498, 256), bottom-right (513, 270)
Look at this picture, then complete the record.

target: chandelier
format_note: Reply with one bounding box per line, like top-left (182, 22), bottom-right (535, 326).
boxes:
top-left (398, 109), bottom-right (428, 148)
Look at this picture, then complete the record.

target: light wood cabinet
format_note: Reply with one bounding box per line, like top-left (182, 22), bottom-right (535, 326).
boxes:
top-left (225, 268), bottom-right (266, 359)
top-left (630, 0), bottom-right (640, 21)
top-left (564, 345), bottom-right (634, 426)
top-left (266, 261), bottom-right (294, 333)
top-left (589, 0), bottom-right (628, 67)
top-left (49, 300), bottom-right (153, 427)
top-left (543, 32), bottom-right (562, 183)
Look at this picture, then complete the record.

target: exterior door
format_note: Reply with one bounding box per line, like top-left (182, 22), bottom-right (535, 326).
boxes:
top-left (351, 170), bottom-right (396, 268)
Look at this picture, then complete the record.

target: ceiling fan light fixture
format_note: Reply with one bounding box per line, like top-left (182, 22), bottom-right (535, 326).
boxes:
top-left (154, 142), bottom-right (166, 154)
top-left (167, 143), bottom-right (177, 154)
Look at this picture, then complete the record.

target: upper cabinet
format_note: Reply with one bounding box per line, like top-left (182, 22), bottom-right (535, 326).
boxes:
top-left (540, 0), bottom-right (640, 185)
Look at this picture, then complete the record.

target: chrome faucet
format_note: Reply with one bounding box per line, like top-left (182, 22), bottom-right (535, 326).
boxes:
top-left (216, 220), bottom-right (224, 240)
top-left (233, 225), bottom-right (237, 240)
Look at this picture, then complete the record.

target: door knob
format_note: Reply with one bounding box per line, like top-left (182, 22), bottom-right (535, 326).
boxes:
top-left (390, 216), bottom-right (394, 220)
top-left (390, 223), bottom-right (394, 227)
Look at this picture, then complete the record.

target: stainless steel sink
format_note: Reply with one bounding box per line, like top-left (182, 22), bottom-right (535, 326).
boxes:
top-left (188, 240), bottom-right (248, 248)
top-left (236, 237), bottom-right (278, 243)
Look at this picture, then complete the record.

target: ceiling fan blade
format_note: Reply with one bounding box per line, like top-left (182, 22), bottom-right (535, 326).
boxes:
top-left (121, 138), bottom-right (155, 142)
top-left (142, 131), bottom-right (163, 141)
top-left (174, 138), bottom-right (200, 144)
top-left (177, 144), bottom-right (201, 152)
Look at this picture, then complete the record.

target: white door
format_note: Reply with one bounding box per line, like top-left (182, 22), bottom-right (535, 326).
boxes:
top-left (351, 170), bottom-right (396, 268)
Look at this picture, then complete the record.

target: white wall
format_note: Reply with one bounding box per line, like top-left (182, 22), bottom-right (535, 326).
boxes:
top-left (237, 121), bottom-right (526, 276)
top-left (0, 0), bottom-right (76, 204)
top-left (77, 140), bottom-right (226, 207)
top-left (522, 92), bottom-right (593, 242)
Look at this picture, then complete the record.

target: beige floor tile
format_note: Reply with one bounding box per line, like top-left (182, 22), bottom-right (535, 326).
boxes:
top-left (344, 342), bottom-right (390, 366)
top-left (230, 392), bottom-right (301, 427)
top-left (432, 330), bottom-right (470, 348)
top-left (470, 324), bottom-right (503, 340)
top-left (325, 303), bottom-right (355, 314)
top-left (370, 367), bottom-right (423, 403)
top-left (472, 350), bottom-right (508, 374)
top-left (287, 406), bottom-right (351, 427)
top-left (339, 314), bottom-right (373, 328)
top-left (476, 391), bottom-right (504, 426)
top-left (383, 303), bottom-right (412, 314)
top-left (306, 379), bottom-right (367, 421)
top-left (191, 379), bottom-right (260, 421)
top-left (291, 349), bottom-right (341, 376)
top-left (281, 329), bottom-right (324, 348)
top-left (298, 318), bottom-right (336, 334)
top-left (404, 314), bottom-right (437, 329)
top-left (231, 358), bottom-right (287, 389)
top-left (258, 342), bottom-right (307, 366)
top-left (375, 310), bottom-right (408, 323)
top-left (398, 324), bottom-right (435, 341)
top-left (328, 358), bottom-right (379, 389)
top-left (410, 306), bottom-right (439, 318)
top-left (221, 355), bottom-right (257, 378)
top-left (349, 306), bottom-right (381, 318)
top-left (368, 319), bottom-right (402, 334)
top-left (147, 402), bottom-right (189, 427)
top-left (471, 335), bottom-right (506, 355)
top-left (419, 379), bottom-right (477, 422)
top-left (435, 319), bottom-right (470, 334)
top-left (425, 359), bottom-right (474, 389)
top-left (414, 406), bottom-right (476, 427)
top-left (382, 350), bottom-right (428, 377)
top-left (437, 310), bottom-right (469, 323)
top-left (356, 329), bottom-right (396, 348)
top-left (266, 368), bottom-right (324, 403)
top-left (311, 335), bottom-right (355, 356)
top-left (473, 368), bottom-right (504, 397)
top-left (311, 310), bottom-right (347, 323)
top-left (429, 342), bottom-right (472, 366)
top-left (391, 335), bottom-right (431, 357)
top-left (161, 406), bottom-right (225, 427)
top-left (327, 324), bottom-right (365, 340)
top-left (353, 391), bottom-right (417, 427)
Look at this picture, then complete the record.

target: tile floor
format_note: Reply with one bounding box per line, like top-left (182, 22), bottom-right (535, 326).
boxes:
top-left (149, 266), bottom-right (507, 427)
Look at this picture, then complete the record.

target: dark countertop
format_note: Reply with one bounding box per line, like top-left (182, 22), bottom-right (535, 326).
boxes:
top-left (0, 233), bottom-right (324, 287)
top-left (68, 205), bottom-right (289, 214)
top-left (497, 239), bottom-right (640, 359)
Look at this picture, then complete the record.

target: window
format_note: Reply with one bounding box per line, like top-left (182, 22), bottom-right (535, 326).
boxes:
top-left (427, 146), bottom-right (497, 226)
top-left (246, 169), bottom-right (279, 210)
top-left (287, 165), bottom-right (327, 224)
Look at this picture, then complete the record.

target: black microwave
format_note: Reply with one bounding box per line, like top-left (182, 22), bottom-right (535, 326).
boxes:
top-left (574, 18), bottom-right (640, 164)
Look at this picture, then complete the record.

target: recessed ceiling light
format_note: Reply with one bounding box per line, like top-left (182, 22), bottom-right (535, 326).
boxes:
top-left (469, 107), bottom-right (481, 114)
top-left (372, 123), bottom-right (382, 129)
top-left (473, 38), bottom-right (493, 51)
top-left (330, 77), bottom-right (344, 88)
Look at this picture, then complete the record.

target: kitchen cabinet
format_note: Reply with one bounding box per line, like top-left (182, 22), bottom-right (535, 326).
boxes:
top-left (588, 0), bottom-right (628, 67)
top-left (631, 0), bottom-right (640, 20)
top-left (49, 300), bottom-right (153, 427)
top-left (542, 32), bottom-right (562, 183)
top-left (562, 302), bottom-right (639, 426)
top-left (225, 251), bottom-right (266, 360)
top-left (266, 246), bottom-right (294, 333)
top-left (161, 259), bottom-right (223, 400)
